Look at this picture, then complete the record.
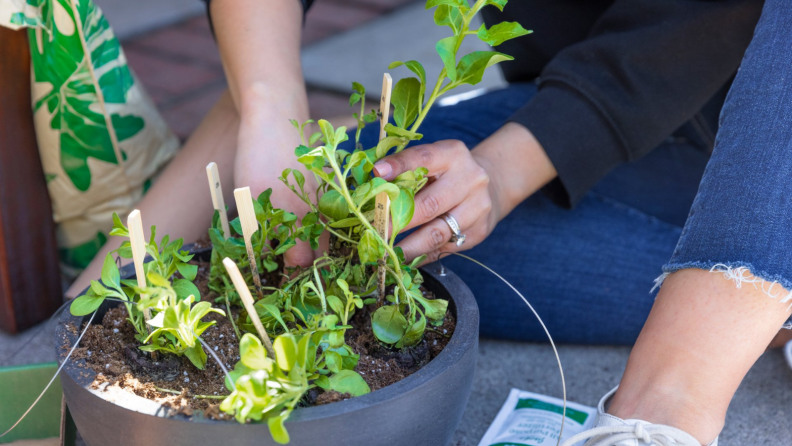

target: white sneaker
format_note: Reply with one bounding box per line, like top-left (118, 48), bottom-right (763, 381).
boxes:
top-left (784, 339), bottom-right (792, 370)
top-left (560, 387), bottom-right (718, 446)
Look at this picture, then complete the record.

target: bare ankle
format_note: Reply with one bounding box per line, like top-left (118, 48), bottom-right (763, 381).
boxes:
top-left (608, 382), bottom-right (725, 445)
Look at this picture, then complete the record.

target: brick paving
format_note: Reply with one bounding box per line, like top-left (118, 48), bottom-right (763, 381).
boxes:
top-left (122, 0), bottom-right (419, 140)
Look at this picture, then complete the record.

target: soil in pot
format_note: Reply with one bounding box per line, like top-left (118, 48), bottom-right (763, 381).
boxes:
top-left (63, 259), bottom-right (456, 420)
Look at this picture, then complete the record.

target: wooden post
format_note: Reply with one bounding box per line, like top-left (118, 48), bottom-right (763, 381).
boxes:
top-left (223, 258), bottom-right (275, 358)
top-left (233, 187), bottom-right (265, 300)
top-left (206, 162), bottom-right (231, 237)
top-left (0, 27), bottom-right (62, 333)
top-left (376, 73), bottom-right (393, 306)
top-left (127, 210), bottom-right (155, 357)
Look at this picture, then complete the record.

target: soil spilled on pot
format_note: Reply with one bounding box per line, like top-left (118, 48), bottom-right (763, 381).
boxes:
top-left (63, 264), bottom-right (455, 420)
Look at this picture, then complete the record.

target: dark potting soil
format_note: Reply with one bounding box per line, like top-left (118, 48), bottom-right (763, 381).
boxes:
top-left (63, 263), bottom-right (455, 420)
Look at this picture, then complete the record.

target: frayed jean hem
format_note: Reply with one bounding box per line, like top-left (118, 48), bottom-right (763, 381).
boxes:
top-left (653, 261), bottom-right (792, 330)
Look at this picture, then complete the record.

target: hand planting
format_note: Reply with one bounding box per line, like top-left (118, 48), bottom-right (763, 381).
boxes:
top-left (66, 1), bottom-right (527, 444)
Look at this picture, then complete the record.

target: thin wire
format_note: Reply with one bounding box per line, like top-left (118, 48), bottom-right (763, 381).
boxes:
top-left (0, 310), bottom-right (97, 439)
top-left (437, 252), bottom-right (567, 446)
top-left (194, 331), bottom-right (236, 392)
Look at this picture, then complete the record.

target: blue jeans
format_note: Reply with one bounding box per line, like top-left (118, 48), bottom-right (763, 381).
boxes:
top-left (660, 0), bottom-right (792, 332)
top-left (352, 83), bottom-right (711, 345)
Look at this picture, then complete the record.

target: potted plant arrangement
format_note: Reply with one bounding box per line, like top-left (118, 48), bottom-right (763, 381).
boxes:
top-left (56, 1), bottom-right (529, 445)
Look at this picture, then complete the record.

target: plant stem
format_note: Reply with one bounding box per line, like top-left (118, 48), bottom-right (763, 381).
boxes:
top-left (326, 226), bottom-right (358, 244)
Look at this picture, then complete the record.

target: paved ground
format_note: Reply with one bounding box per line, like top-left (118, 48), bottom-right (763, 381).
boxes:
top-left (2, 322), bottom-right (790, 445)
top-left (2, 0), bottom-right (791, 444)
top-left (117, 0), bottom-right (419, 140)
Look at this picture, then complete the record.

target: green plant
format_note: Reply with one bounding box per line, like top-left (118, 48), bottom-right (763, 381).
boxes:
top-left (211, 0), bottom-right (529, 439)
top-left (221, 332), bottom-right (368, 444)
top-left (72, 0), bottom-right (528, 442)
top-left (110, 213), bottom-right (199, 284)
top-left (207, 189), bottom-right (323, 307)
top-left (70, 216), bottom-right (217, 356)
top-left (137, 273), bottom-right (225, 369)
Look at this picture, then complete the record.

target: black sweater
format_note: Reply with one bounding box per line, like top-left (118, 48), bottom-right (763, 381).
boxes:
top-left (206, 0), bottom-right (763, 207)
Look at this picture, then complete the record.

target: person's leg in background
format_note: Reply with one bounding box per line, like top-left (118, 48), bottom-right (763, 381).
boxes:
top-left (354, 84), bottom-right (710, 345)
top-left (66, 91), bottom-right (239, 297)
top-left (601, 1), bottom-right (792, 443)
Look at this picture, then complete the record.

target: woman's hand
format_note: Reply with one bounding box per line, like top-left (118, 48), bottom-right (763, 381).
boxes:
top-left (373, 122), bottom-right (557, 263)
top-left (234, 100), bottom-right (320, 269)
top-left (373, 139), bottom-right (499, 262)
top-left (213, 0), bottom-right (322, 269)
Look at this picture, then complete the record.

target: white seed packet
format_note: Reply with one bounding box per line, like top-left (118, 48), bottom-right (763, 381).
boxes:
top-left (477, 389), bottom-right (597, 446)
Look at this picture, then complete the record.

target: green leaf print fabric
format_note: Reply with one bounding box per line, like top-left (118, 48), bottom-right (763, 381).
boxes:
top-left (1, 0), bottom-right (180, 277)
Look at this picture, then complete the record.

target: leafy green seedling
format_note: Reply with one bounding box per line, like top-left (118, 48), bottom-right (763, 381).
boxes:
top-left (221, 333), bottom-right (369, 444)
top-left (138, 273), bottom-right (225, 369)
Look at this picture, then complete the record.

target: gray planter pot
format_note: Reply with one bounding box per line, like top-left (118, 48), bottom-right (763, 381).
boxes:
top-left (56, 250), bottom-right (479, 446)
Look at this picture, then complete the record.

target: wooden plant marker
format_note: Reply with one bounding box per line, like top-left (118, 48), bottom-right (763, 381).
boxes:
top-left (127, 210), bottom-right (155, 357)
top-left (376, 73), bottom-right (393, 306)
top-left (206, 162), bottom-right (231, 237)
top-left (233, 187), bottom-right (265, 300)
top-left (223, 258), bottom-right (275, 358)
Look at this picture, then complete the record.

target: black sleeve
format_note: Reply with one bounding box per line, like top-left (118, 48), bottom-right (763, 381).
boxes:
top-left (510, 0), bottom-right (763, 208)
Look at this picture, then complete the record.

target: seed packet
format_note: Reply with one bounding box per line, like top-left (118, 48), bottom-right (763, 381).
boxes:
top-left (477, 389), bottom-right (597, 446)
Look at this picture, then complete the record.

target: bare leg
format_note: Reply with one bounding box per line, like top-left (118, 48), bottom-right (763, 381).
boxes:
top-left (66, 90), bottom-right (239, 298)
top-left (608, 268), bottom-right (792, 444)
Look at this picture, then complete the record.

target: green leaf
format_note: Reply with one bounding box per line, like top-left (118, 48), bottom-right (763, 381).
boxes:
top-left (329, 218), bottom-right (362, 229)
top-left (371, 305), bottom-right (407, 344)
top-left (318, 190), bottom-right (349, 221)
top-left (259, 303), bottom-right (289, 332)
top-left (415, 294), bottom-right (450, 321)
top-left (327, 295), bottom-right (345, 316)
top-left (325, 350), bottom-right (343, 373)
top-left (273, 334), bottom-right (298, 371)
top-left (116, 242), bottom-right (133, 259)
top-left (375, 136), bottom-right (408, 159)
top-left (476, 22), bottom-right (531, 46)
top-left (147, 272), bottom-right (170, 288)
top-left (388, 61), bottom-right (427, 104)
top-left (397, 315), bottom-right (426, 348)
top-left (318, 119), bottom-right (336, 146)
top-left (485, 0), bottom-right (508, 11)
top-left (327, 370), bottom-right (370, 396)
top-left (353, 177), bottom-right (400, 207)
top-left (426, 0), bottom-right (467, 8)
top-left (70, 293), bottom-right (105, 316)
top-left (456, 51), bottom-right (514, 85)
top-left (390, 189), bottom-right (415, 235)
top-left (184, 344), bottom-right (207, 370)
top-left (384, 123), bottom-right (423, 142)
top-left (352, 81), bottom-right (366, 95)
top-left (358, 229), bottom-right (385, 264)
top-left (240, 333), bottom-right (272, 369)
top-left (392, 77), bottom-right (422, 129)
top-left (110, 213), bottom-right (129, 237)
top-left (434, 5), bottom-right (464, 34)
top-left (351, 148), bottom-right (377, 185)
top-left (173, 279), bottom-right (201, 301)
top-left (176, 262), bottom-right (198, 282)
top-left (436, 36), bottom-right (458, 81)
top-left (100, 253), bottom-right (120, 288)
top-left (257, 188), bottom-right (274, 209)
top-left (349, 93), bottom-right (362, 107)
top-left (268, 414), bottom-right (290, 445)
